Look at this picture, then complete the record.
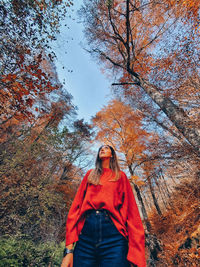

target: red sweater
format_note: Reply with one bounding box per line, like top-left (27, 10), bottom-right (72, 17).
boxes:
top-left (65, 168), bottom-right (146, 267)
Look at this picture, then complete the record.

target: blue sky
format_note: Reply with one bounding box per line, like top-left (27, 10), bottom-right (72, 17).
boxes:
top-left (53, 0), bottom-right (112, 123)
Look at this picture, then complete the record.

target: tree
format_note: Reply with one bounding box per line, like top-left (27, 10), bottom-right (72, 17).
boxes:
top-left (142, 161), bottom-right (162, 216)
top-left (0, 103), bottom-right (93, 243)
top-left (0, 54), bottom-right (59, 126)
top-left (0, 0), bottom-right (73, 125)
top-left (80, 0), bottom-right (200, 156)
top-left (0, 0), bottom-right (73, 75)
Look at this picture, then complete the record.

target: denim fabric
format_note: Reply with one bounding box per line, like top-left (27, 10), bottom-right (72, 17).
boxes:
top-left (73, 209), bottom-right (131, 267)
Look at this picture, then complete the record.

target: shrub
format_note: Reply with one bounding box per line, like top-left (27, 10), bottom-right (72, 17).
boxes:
top-left (0, 236), bottom-right (65, 267)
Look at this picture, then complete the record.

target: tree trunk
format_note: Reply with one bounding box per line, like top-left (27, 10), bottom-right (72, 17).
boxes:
top-left (147, 176), bottom-right (162, 216)
top-left (128, 165), bottom-right (151, 231)
top-left (124, 0), bottom-right (200, 156)
top-left (159, 170), bottom-right (171, 198)
top-left (154, 175), bottom-right (168, 209)
top-left (111, 0), bottom-right (200, 157)
top-left (143, 192), bottom-right (152, 212)
top-left (133, 76), bottom-right (200, 157)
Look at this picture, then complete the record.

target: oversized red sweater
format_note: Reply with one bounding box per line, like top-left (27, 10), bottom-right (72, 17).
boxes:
top-left (65, 168), bottom-right (146, 267)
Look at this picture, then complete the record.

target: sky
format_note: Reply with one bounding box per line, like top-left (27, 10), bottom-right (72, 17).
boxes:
top-left (52, 0), bottom-right (112, 123)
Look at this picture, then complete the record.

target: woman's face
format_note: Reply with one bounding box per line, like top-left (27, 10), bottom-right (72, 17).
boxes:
top-left (99, 145), bottom-right (112, 159)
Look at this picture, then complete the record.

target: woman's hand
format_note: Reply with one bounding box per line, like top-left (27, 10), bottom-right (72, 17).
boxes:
top-left (60, 253), bottom-right (73, 267)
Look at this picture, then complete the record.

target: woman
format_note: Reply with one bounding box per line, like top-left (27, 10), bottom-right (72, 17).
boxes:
top-left (61, 145), bottom-right (146, 267)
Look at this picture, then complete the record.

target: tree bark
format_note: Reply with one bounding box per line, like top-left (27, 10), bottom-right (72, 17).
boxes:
top-left (159, 170), bottom-right (171, 198)
top-left (137, 77), bottom-right (200, 156)
top-left (154, 175), bottom-right (168, 210)
top-left (147, 175), bottom-right (162, 216)
top-left (128, 165), bottom-right (151, 231)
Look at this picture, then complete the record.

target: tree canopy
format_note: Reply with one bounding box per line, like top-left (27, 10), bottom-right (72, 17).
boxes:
top-left (80, 0), bottom-right (200, 155)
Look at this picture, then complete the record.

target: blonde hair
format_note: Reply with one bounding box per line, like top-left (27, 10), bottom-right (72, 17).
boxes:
top-left (87, 145), bottom-right (120, 185)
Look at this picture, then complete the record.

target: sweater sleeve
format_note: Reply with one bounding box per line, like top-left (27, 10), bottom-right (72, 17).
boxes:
top-left (123, 173), bottom-right (146, 267)
top-left (65, 170), bottom-right (91, 246)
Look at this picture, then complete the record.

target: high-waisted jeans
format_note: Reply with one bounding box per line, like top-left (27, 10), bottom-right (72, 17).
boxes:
top-left (73, 209), bottom-right (131, 267)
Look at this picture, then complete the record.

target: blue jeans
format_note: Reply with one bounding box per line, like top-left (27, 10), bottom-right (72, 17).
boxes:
top-left (73, 209), bottom-right (131, 267)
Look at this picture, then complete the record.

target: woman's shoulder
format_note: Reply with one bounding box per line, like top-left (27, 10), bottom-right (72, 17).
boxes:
top-left (84, 169), bottom-right (93, 178)
top-left (120, 170), bottom-right (127, 176)
top-left (119, 170), bottom-right (128, 181)
top-left (86, 169), bottom-right (93, 175)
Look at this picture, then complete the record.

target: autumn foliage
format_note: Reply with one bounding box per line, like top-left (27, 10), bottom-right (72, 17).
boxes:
top-left (92, 99), bottom-right (149, 160)
top-left (1, 53), bottom-right (59, 125)
top-left (84, 1), bottom-right (200, 262)
top-left (80, 0), bottom-right (200, 155)
top-left (149, 176), bottom-right (200, 266)
top-left (1, 0), bottom-right (200, 266)
top-left (0, 1), bottom-right (95, 266)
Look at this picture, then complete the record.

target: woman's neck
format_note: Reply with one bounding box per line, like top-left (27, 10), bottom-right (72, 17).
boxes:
top-left (101, 158), bottom-right (110, 169)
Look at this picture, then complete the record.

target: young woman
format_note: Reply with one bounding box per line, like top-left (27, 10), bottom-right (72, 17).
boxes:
top-left (61, 145), bottom-right (146, 267)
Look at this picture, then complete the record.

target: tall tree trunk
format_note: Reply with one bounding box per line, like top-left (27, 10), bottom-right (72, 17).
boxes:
top-left (108, 0), bottom-right (200, 156)
top-left (159, 170), bottom-right (171, 198)
top-left (129, 74), bottom-right (200, 157)
top-left (147, 175), bottom-right (162, 216)
top-left (123, 0), bottom-right (200, 156)
top-left (154, 175), bottom-right (168, 209)
top-left (143, 192), bottom-right (152, 212)
top-left (128, 165), bottom-right (151, 231)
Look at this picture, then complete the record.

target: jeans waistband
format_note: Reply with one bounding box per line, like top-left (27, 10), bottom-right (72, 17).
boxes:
top-left (85, 209), bottom-right (109, 216)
